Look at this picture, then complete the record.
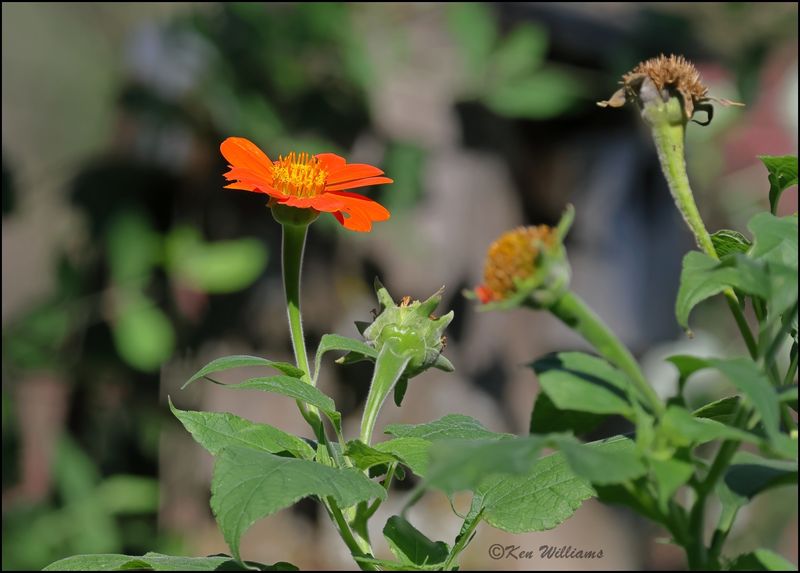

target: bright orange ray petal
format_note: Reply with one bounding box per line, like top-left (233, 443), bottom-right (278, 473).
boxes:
top-left (315, 153), bottom-right (347, 172)
top-left (325, 176), bottom-right (393, 192)
top-left (326, 164), bottom-right (386, 185)
top-left (220, 137), bottom-right (274, 182)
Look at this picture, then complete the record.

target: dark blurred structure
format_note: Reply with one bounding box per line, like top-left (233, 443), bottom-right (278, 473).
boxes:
top-left (2, 3), bottom-right (797, 570)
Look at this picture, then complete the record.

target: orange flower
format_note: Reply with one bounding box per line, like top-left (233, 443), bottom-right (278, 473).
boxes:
top-left (220, 137), bottom-right (393, 232)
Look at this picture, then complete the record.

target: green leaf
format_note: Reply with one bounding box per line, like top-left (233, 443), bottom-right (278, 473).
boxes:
top-left (383, 516), bottom-right (449, 567)
top-left (170, 399), bottom-right (314, 459)
top-left (425, 436), bottom-right (546, 493)
top-left (693, 396), bottom-right (740, 424)
top-left (556, 436), bottom-right (646, 485)
top-left (676, 252), bottom-right (770, 329)
top-left (650, 458), bottom-right (694, 512)
top-left (113, 294), bottom-right (174, 372)
top-left (711, 229), bottom-right (752, 257)
top-left (224, 376), bottom-right (341, 430)
top-left (491, 24), bottom-right (548, 83)
top-left (165, 227), bottom-right (267, 294)
top-left (468, 448), bottom-right (594, 533)
top-left (212, 447), bottom-right (385, 561)
top-left (183, 355), bottom-right (304, 389)
top-left (529, 392), bottom-right (606, 435)
top-left (531, 352), bottom-right (634, 417)
top-left (484, 68), bottom-right (582, 119)
top-left (724, 451), bottom-right (797, 499)
top-left (374, 437), bottom-right (432, 477)
top-left (384, 414), bottom-right (513, 441)
top-left (96, 475), bottom-right (159, 515)
top-left (727, 548), bottom-right (797, 571)
top-left (660, 405), bottom-right (762, 446)
top-left (748, 213), bottom-right (798, 271)
top-left (314, 333), bottom-right (378, 381)
top-left (758, 155), bottom-right (798, 214)
top-left (445, 2), bottom-right (497, 77)
top-left (43, 552), bottom-right (297, 571)
top-left (345, 440), bottom-right (401, 471)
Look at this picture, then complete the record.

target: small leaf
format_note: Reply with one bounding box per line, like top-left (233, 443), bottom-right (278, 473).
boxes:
top-left (693, 396), bottom-right (740, 424)
top-left (345, 440), bottom-right (401, 471)
top-left (556, 436), bottom-right (646, 485)
top-left (676, 252), bottom-right (770, 329)
top-left (650, 458), bottom-right (694, 512)
top-left (490, 24), bottom-right (548, 83)
top-left (314, 333), bottom-right (378, 381)
top-left (384, 414), bottom-right (513, 441)
top-left (723, 451), bottom-right (797, 499)
top-left (529, 392), bottom-right (607, 435)
top-left (212, 447), bottom-right (385, 561)
top-left (758, 155), bottom-right (798, 214)
top-left (113, 295), bottom-right (174, 373)
top-left (425, 436), bottom-right (546, 493)
top-left (748, 212), bottom-right (798, 271)
top-left (383, 516), bottom-right (449, 567)
top-left (224, 376), bottom-right (341, 430)
top-left (183, 355), bottom-right (304, 389)
top-left (531, 352), bottom-right (634, 417)
top-left (170, 399), bottom-right (314, 459)
top-left (711, 229), bottom-right (752, 257)
top-left (660, 405), bottom-right (762, 447)
top-left (374, 437), bottom-right (432, 477)
top-left (727, 548), bottom-right (797, 571)
top-left (43, 552), bottom-right (297, 571)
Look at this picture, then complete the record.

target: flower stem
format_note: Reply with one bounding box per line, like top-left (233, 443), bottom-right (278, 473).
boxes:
top-left (645, 97), bottom-right (759, 360)
top-left (359, 344), bottom-right (411, 446)
top-left (281, 223), bottom-right (326, 440)
top-left (548, 291), bottom-right (664, 416)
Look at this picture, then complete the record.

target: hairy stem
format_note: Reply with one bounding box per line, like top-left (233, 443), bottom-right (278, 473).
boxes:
top-left (549, 291), bottom-right (664, 416)
top-left (359, 345), bottom-right (411, 446)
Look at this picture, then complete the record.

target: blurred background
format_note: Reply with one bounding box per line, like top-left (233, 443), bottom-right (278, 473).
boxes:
top-left (2, 2), bottom-right (797, 571)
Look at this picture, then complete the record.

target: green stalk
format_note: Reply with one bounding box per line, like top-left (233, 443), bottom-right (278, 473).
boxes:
top-left (442, 511), bottom-right (483, 571)
top-left (327, 500), bottom-right (377, 571)
top-left (549, 291), bottom-right (664, 416)
top-left (281, 224), bottom-right (328, 444)
top-left (359, 344), bottom-right (411, 446)
top-left (644, 96), bottom-right (759, 360)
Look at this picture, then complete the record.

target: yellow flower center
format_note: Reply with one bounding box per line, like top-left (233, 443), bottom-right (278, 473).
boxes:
top-left (273, 152), bottom-right (328, 198)
top-left (483, 225), bottom-right (555, 300)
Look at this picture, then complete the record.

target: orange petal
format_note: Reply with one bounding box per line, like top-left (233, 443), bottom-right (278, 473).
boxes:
top-left (220, 137), bottom-right (273, 181)
top-left (315, 153), bottom-right (347, 172)
top-left (328, 191), bottom-right (390, 232)
top-left (325, 176), bottom-right (393, 192)
top-left (326, 164), bottom-right (386, 185)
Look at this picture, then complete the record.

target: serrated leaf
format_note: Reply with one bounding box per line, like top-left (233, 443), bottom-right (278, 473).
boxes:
top-left (748, 213), bottom-right (798, 272)
top-left (314, 334), bottom-right (378, 381)
top-left (43, 552), bottom-right (297, 571)
top-left (223, 376), bottom-right (341, 430)
top-left (728, 548), bottom-right (797, 571)
top-left (426, 436), bottom-right (546, 493)
top-left (531, 352), bottom-right (634, 417)
top-left (529, 391), bottom-right (607, 435)
top-left (556, 436), bottom-right (646, 485)
top-left (170, 399), bottom-right (314, 459)
top-left (384, 414), bottom-right (513, 441)
top-left (711, 229), bottom-right (752, 257)
top-left (676, 252), bottom-right (770, 329)
top-left (183, 355), bottom-right (304, 389)
top-left (468, 448), bottom-right (594, 533)
top-left (660, 405), bottom-right (762, 447)
top-left (724, 451), bottom-right (797, 499)
top-left (374, 437), bottom-right (432, 477)
top-left (759, 155), bottom-right (798, 215)
top-left (383, 516), bottom-right (449, 567)
top-left (212, 448), bottom-right (385, 561)
top-left (693, 396), bottom-right (740, 424)
top-left (345, 440), bottom-right (401, 471)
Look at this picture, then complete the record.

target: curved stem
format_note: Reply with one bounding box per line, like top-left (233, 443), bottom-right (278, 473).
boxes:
top-left (443, 511), bottom-right (483, 571)
top-left (549, 291), bottom-right (664, 416)
top-left (359, 345), bottom-right (411, 446)
top-left (328, 500), bottom-right (377, 571)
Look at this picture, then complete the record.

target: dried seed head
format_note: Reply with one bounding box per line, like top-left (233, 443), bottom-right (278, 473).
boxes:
top-left (598, 54), bottom-right (743, 124)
